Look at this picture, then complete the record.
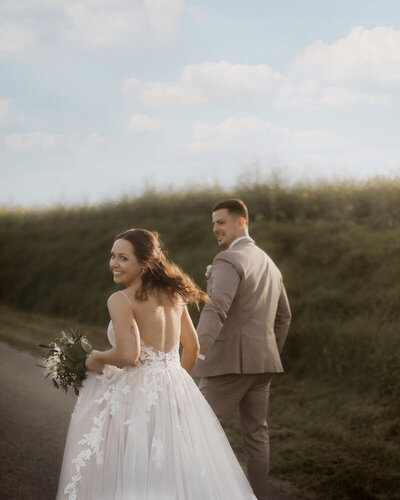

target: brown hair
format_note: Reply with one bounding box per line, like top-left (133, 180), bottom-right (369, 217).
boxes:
top-left (213, 199), bottom-right (249, 224)
top-left (114, 229), bottom-right (207, 308)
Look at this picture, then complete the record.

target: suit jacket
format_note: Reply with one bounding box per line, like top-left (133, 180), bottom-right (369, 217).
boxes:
top-left (194, 237), bottom-right (291, 377)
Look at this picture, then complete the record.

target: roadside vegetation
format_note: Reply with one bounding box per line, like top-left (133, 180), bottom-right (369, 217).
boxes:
top-left (1, 177), bottom-right (399, 499)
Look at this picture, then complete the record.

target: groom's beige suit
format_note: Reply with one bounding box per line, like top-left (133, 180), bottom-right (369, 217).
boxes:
top-left (195, 236), bottom-right (291, 500)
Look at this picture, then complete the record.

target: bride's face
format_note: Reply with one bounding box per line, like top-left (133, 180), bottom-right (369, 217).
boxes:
top-left (109, 238), bottom-right (143, 287)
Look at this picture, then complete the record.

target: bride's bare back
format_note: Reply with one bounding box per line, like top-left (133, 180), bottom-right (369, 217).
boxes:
top-left (104, 285), bottom-right (199, 375)
top-left (122, 288), bottom-right (183, 353)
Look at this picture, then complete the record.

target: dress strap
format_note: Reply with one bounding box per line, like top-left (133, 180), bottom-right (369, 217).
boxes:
top-left (119, 290), bottom-right (134, 311)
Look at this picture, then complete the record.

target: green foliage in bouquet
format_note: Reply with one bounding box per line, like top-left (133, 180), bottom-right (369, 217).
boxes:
top-left (37, 327), bottom-right (92, 395)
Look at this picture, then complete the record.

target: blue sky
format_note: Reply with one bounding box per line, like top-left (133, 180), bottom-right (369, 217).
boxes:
top-left (1, 0), bottom-right (400, 207)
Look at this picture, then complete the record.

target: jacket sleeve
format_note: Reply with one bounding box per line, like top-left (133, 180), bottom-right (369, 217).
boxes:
top-left (196, 256), bottom-right (241, 355)
top-left (274, 283), bottom-right (292, 353)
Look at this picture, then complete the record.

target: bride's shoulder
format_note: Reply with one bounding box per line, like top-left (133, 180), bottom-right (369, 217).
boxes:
top-left (107, 290), bottom-right (134, 310)
top-left (107, 291), bottom-right (122, 303)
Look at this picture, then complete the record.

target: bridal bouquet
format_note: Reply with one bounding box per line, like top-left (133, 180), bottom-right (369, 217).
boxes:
top-left (38, 328), bottom-right (92, 395)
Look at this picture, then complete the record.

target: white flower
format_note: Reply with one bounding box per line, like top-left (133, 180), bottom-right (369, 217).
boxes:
top-left (205, 264), bottom-right (212, 279)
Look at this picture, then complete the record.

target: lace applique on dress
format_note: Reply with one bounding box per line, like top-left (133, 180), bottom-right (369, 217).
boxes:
top-left (64, 376), bottom-right (131, 499)
top-left (151, 434), bottom-right (165, 470)
top-left (64, 323), bottom-right (181, 499)
top-left (137, 338), bottom-right (180, 367)
top-left (63, 409), bottom-right (105, 500)
top-left (126, 339), bottom-right (180, 428)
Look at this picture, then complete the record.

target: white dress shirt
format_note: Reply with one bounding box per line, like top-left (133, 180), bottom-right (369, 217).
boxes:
top-left (229, 235), bottom-right (249, 249)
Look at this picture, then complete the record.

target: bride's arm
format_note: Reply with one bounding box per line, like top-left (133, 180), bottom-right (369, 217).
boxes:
top-left (180, 306), bottom-right (200, 375)
top-left (86, 293), bottom-right (140, 372)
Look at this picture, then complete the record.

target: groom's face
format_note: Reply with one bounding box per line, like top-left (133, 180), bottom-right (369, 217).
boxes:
top-left (212, 208), bottom-right (241, 248)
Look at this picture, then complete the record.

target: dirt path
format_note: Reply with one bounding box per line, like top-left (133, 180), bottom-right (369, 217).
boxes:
top-left (0, 341), bottom-right (302, 500)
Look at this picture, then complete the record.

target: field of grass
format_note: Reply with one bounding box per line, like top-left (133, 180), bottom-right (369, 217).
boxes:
top-left (0, 304), bottom-right (110, 356)
top-left (1, 304), bottom-right (398, 500)
top-left (1, 178), bottom-right (400, 498)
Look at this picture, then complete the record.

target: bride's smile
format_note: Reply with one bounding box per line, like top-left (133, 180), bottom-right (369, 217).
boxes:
top-left (109, 238), bottom-right (144, 287)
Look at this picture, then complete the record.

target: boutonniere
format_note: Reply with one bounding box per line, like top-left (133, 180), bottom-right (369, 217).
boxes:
top-left (205, 264), bottom-right (212, 279)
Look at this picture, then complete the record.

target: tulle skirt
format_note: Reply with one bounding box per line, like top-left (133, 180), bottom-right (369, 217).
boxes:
top-left (56, 361), bottom-right (256, 499)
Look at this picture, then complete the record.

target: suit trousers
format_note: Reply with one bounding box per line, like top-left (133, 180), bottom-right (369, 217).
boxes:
top-left (199, 373), bottom-right (273, 500)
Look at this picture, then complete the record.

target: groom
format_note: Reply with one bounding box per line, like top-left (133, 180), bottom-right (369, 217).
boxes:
top-left (195, 199), bottom-right (291, 500)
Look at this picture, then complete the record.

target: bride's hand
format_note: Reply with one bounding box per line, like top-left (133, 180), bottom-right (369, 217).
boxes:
top-left (85, 350), bottom-right (105, 374)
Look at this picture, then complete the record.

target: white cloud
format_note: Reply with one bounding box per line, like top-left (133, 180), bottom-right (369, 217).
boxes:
top-left (292, 26), bottom-right (400, 85)
top-left (123, 59), bottom-right (390, 111)
top-left (83, 132), bottom-right (105, 149)
top-left (0, 0), bottom-right (185, 55)
top-left (173, 116), bottom-right (400, 179)
top-left (123, 61), bottom-right (284, 106)
top-left (193, 116), bottom-right (290, 143)
top-left (4, 132), bottom-right (69, 151)
top-left (177, 116), bottom-right (351, 161)
top-left (123, 77), bottom-right (206, 106)
top-left (291, 130), bottom-right (350, 151)
top-left (274, 79), bottom-right (391, 110)
top-left (126, 114), bottom-right (162, 133)
top-left (0, 21), bottom-right (35, 55)
top-left (0, 99), bottom-right (11, 122)
top-left (63, 1), bottom-right (146, 48)
top-left (4, 131), bottom-right (104, 152)
top-left (121, 28), bottom-right (399, 110)
top-left (181, 61), bottom-right (283, 96)
top-left (175, 117), bottom-right (292, 160)
top-left (144, 0), bottom-right (184, 40)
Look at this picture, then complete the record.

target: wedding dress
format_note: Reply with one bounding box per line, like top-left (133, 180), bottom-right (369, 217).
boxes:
top-left (56, 313), bottom-right (256, 499)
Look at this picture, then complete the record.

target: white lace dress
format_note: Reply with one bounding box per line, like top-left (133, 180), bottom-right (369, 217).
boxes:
top-left (56, 320), bottom-right (256, 499)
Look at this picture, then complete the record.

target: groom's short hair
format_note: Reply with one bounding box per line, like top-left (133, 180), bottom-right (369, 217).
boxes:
top-left (213, 199), bottom-right (249, 224)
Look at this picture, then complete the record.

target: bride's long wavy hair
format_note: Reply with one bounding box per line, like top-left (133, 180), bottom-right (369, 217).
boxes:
top-left (114, 229), bottom-right (207, 308)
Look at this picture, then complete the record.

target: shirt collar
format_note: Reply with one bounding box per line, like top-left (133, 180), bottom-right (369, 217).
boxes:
top-left (229, 236), bottom-right (250, 249)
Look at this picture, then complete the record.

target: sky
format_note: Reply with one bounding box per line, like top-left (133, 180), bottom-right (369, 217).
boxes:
top-left (1, 0), bottom-right (400, 207)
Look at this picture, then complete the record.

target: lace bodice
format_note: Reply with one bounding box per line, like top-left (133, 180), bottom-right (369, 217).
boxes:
top-left (107, 321), bottom-right (180, 368)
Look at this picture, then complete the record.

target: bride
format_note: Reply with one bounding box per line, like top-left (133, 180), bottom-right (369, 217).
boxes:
top-left (56, 228), bottom-right (256, 499)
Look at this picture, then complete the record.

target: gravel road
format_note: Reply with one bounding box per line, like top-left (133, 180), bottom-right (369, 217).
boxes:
top-left (0, 342), bottom-right (302, 500)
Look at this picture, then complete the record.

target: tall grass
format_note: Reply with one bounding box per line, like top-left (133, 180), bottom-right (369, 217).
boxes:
top-left (1, 178), bottom-right (400, 397)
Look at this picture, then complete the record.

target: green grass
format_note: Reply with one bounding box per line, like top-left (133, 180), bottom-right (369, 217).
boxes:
top-left (269, 378), bottom-right (399, 499)
top-left (226, 374), bottom-right (400, 500)
top-left (1, 305), bottom-right (399, 500)
top-left (0, 305), bottom-right (111, 356)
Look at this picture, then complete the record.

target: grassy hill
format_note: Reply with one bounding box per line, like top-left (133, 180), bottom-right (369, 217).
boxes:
top-left (1, 178), bottom-right (399, 498)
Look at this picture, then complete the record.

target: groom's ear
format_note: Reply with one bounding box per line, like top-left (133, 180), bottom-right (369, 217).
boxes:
top-left (238, 216), bottom-right (246, 228)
